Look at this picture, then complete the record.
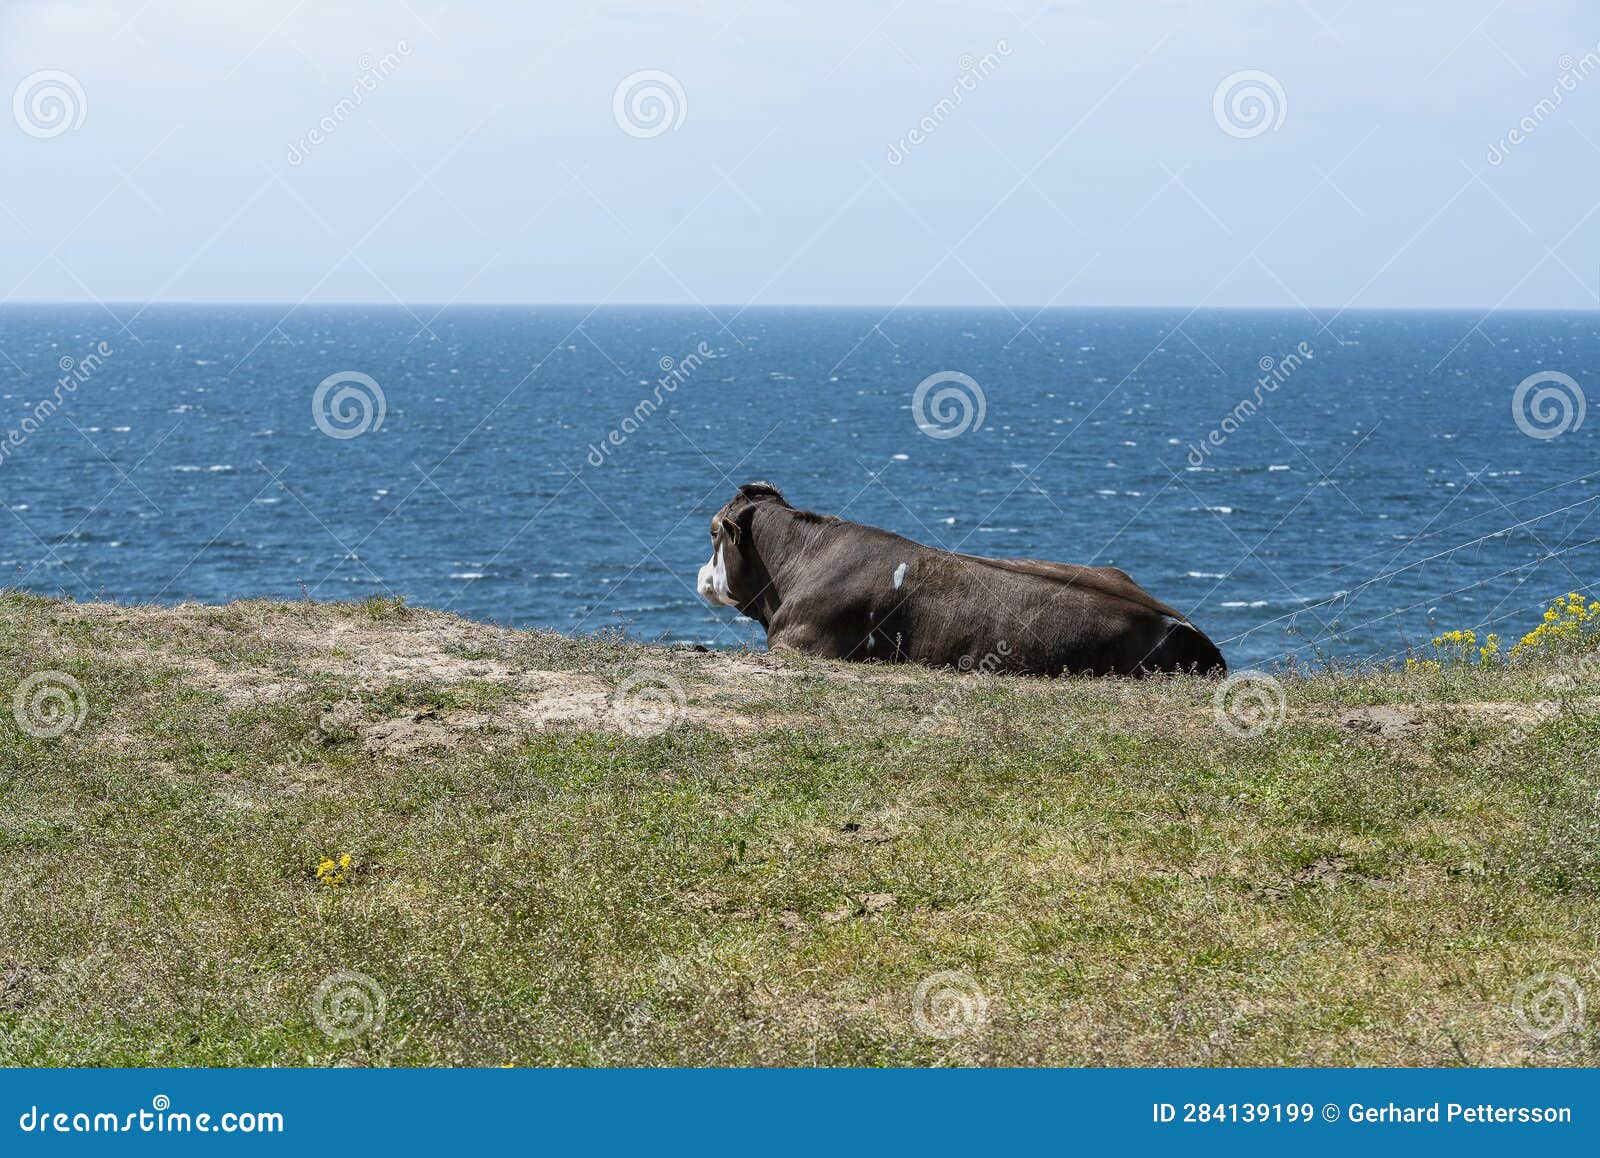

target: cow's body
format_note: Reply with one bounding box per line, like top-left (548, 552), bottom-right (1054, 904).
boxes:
top-left (696, 483), bottom-right (1226, 677)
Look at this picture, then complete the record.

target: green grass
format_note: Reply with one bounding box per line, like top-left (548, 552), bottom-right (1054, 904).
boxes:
top-left (0, 591), bottom-right (1597, 1066)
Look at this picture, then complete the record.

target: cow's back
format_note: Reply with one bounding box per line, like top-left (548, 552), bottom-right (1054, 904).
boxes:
top-left (750, 505), bottom-right (1224, 676)
top-left (900, 551), bottom-right (1221, 676)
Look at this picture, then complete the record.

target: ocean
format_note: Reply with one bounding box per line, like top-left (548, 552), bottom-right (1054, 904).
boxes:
top-left (0, 304), bottom-right (1594, 670)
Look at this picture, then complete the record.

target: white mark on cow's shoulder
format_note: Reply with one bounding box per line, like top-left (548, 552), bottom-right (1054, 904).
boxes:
top-left (892, 561), bottom-right (908, 589)
top-left (868, 611), bottom-right (875, 622)
top-left (1160, 614), bottom-right (1189, 630)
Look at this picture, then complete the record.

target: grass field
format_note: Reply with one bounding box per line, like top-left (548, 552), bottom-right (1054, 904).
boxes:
top-left (1, 590), bottom-right (1597, 1066)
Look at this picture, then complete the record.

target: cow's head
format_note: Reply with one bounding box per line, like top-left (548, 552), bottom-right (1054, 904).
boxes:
top-left (697, 481), bottom-right (786, 609)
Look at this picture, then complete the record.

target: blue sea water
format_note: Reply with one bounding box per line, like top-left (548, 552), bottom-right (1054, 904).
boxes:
top-left (0, 304), bottom-right (1594, 670)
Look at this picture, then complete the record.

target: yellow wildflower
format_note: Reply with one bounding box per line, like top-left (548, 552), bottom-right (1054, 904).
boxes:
top-left (1427, 629), bottom-right (1481, 666)
top-left (316, 853), bottom-right (353, 888)
top-left (1511, 593), bottom-right (1600, 659)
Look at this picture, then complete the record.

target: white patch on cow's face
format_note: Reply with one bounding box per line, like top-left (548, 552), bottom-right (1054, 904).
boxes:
top-left (892, 561), bottom-right (908, 589)
top-left (697, 544), bottom-right (737, 606)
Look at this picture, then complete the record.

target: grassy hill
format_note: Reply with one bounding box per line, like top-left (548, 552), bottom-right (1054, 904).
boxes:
top-left (1, 590), bottom-right (1596, 1066)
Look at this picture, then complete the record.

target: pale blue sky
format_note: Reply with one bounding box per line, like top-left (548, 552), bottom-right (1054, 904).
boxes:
top-left (2, 0), bottom-right (1597, 308)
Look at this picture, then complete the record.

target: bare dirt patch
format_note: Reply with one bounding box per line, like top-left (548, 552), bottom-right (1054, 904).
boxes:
top-left (1256, 856), bottom-right (1394, 900)
top-left (1337, 706), bottom-right (1423, 738)
top-left (53, 600), bottom-right (820, 740)
top-left (361, 710), bottom-right (493, 756)
top-left (1336, 697), bottom-right (1594, 739)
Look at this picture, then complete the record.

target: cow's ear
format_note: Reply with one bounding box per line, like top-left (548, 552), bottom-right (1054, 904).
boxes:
top-left (718, 516), bottom-right (741, 545)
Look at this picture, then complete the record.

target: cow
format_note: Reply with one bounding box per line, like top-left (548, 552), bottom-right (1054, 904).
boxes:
top-left (695, 482), bottom-right (1226, 677)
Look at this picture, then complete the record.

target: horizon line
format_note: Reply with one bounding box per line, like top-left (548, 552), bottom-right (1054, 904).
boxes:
top-left (2, 301), bottom-right (1597, 314)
